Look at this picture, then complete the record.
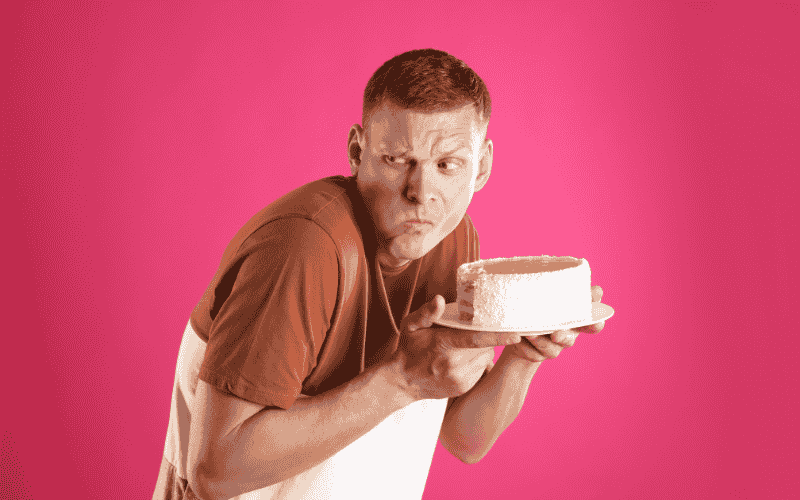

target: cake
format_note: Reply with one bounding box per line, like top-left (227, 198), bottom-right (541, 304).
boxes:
top-left (457, 255), bottom-right (592, 330)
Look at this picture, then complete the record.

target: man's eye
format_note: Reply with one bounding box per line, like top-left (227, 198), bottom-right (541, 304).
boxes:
top-left (438, 160), bottom-right (460, 170)
top-left (384, 155), bottom-right (405, 165)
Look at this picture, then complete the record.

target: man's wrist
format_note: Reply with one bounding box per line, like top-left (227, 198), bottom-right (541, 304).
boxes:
top-left (373, 354), bottom-right (418, 407)
top-left (499, 346), bottom-right (543, 375)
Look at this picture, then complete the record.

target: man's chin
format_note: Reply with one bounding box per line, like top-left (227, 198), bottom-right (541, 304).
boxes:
top-left (390, 236), bottom-right (436, 263)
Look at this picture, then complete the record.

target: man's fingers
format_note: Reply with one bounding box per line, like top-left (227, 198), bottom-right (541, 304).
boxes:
top-left (467, 331), bottom-right (521, 348)
top-left (526, 334), bottom-right (564, 358)
top-left (573, 320), bottom-right (605, 334)
top-left (406, 295), bottom-right (446, 332)
top-left (591, 285), bottom-right (603, 303)
top-left (444, 330), bottom-right (521, 348)
top-left (550, 329), bottom-right (578, 346)
top-left (514, 339), bottom-right (549, 362)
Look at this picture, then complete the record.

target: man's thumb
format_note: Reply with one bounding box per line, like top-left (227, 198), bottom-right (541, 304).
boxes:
top-left (406, 295), bottom-right (445, 332)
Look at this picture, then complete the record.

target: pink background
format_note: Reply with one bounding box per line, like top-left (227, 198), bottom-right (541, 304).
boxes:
top-left (2, 1), bottom-right (798, 498)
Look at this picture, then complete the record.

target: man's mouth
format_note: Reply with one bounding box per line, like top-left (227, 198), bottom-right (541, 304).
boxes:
top-left (403, 218), bottom-right (434, 228)
top-left (400, 219), bottom-right (434, 232)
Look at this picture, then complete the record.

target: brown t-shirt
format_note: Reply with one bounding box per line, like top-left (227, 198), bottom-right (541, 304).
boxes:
top-left (190, 175), bottom-right (480, 409)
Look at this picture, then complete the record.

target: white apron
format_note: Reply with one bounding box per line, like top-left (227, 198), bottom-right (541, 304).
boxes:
top-left (155, 320), bottom-right (447, 499)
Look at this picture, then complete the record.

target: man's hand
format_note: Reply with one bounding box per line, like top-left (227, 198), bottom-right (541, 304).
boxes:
top-left (506, 286), bottom-right (606, 363)
top-left (389, 295), bottom-right (522, 401)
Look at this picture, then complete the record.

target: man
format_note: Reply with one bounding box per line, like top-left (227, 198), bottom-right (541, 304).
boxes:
top-left (153, 48), bottom-right (605, 500)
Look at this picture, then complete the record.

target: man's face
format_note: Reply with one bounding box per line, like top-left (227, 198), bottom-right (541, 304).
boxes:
top-left (348, 101), bottom-right (492, 268)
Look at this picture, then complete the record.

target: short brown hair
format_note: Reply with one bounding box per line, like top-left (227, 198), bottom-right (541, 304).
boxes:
top-left (362, 49), bottom-right (492, 128)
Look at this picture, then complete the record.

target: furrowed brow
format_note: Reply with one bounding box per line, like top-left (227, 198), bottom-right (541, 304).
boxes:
top-left (437, 146), bottom-right (470, 157)
top-left (379, 143), bottom-right (410, 155)
top-left (432, 135), bottom-right (470, 156)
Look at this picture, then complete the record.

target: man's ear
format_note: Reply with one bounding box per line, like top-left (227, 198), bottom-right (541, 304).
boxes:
top-left (474, 138), bottom-right (493, 192)
top-left (348, 124), bottom-right (365, 176)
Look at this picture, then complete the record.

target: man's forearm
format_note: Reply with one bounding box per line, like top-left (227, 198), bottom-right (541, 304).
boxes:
top-left (439, 348), bottom-right (541, 463)
top-left (203, 359), bottom-right (415, 499)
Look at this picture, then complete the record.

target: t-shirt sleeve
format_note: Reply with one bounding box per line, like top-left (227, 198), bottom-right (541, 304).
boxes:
top-left (198, 217), bottom-right (339, 409)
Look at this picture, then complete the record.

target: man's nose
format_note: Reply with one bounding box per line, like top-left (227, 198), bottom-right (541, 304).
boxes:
top-left (405, 163), bottom-right (438, 205)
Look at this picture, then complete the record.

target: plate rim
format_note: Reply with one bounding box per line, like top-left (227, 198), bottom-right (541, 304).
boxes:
top-left (432, 302), bottom-right (614, 334)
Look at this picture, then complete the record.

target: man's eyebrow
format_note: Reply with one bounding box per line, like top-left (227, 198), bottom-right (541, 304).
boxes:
top-left (378, 143), bottom-right (409, 155)
top-left (437, 145), bottom-right (470, 156)
top-left (434, 142), bottom-right (471, 157)
top-left (432, 135), bottom-right (470, 154)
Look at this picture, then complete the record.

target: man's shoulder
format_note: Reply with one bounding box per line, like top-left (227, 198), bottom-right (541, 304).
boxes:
top-left (260, 175), bottom-right (356, 222)
top-left (237, 175), bottom-right (361, 245)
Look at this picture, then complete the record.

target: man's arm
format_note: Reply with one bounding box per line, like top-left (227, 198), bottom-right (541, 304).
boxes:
top-left (188, 360), bottom-right (415, 500)
top-left (188, 295), bottom-right (519, 500)
top-left (439, 286), bottom-right (606, 463)
top-left (439, 350), bottom-right (541, 464)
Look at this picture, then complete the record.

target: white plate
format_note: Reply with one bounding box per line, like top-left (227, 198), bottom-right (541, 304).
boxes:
top-left (433, 302), bottom-right (615, 335)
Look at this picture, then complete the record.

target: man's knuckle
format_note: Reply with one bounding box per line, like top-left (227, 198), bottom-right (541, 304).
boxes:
top-left (431, 358), bottom-right (447, 377)
top-left (439, 355), bottom-right (454, 372)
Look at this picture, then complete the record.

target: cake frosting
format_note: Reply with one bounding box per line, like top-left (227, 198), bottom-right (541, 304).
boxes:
top-left (457, 255), bottom-right (592, 330)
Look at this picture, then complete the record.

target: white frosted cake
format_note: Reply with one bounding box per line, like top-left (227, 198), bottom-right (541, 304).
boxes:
top-left (457, 255), bottom-right (592, 330)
